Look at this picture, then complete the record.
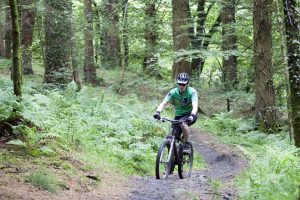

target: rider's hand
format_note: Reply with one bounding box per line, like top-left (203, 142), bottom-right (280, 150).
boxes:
top-left (186, 114), bottom-right (195, 123)
top-left (153, 111), bottom-right (161, 119)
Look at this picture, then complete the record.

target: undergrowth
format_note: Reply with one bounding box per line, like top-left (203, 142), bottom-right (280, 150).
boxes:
top-left (0, 75), bottom-right (204, 180)
top-left (198, 111), bottom-right (300, 200)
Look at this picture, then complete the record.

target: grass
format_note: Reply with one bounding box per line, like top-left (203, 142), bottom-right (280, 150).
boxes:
top-left (25, 170), bottom-right (61, 193)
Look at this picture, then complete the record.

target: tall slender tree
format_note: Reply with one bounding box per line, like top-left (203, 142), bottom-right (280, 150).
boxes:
top-left (84, 0), bottom-right (97, 84)
top-left (172, 0), bottom-right (191, 77)
top-left (253, 0), bottom-right (277, 131)
top-left (122, 0), bottom-right (129, 68)
top-left (20, 0), bottom-right (35, 74)
top-left (283, 0), bottom-right (300, 146)
top-left (188, 1), bottom-right (222, 78)
top-left (9, 0), bottom-right (22, 97)
top-left (0, 1), bottom-right (5, 58)
top-left (44, 0), bottom-right (72, 84)
top-left (221, 0), bottom-right (237, 90)
top-left (70, 1), bottom-right (81, 90)
top-left (143, 0), bottom-right (158, 76)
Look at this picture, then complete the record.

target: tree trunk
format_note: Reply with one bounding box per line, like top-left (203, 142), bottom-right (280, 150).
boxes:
top-left (122, 0), bottom-right (129, 69)
top-left (222, 0), bottom-right (237, 90)
top-left (283, 0), bottom-right (300, 146)
top-left (70, 1), bottom-right (81, 90)
top-left (44, 0), bottom-right (72, 85)
top-left (83, 0), bottom-right (97, 84)
top-left (0, 1), bottom-right (5, 58)
top-left (5, 3), bottom-right (12, 59)
top-left (275, 0), bottom-right (293, 141)
top-left (9, 0), bottom-right (22, 97)
top-left (172, 0), bottom-right (191, 78)
top-left (102, 0), bottom-right (121, 68)
top-left (93, 1), bottom-right (101, 64)
top-left (143, 1), bottom-right (159, 76)
top-left (188, 1), bottom-right (222, 78)
top-left (21, 0), bottom-right (35, 75)
top-left (253, 0), bottom-right (277, 132)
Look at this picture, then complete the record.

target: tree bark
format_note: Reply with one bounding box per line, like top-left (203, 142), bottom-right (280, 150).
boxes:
top-left (70, 1), bottom-right (81, 90)
top-left (84, 0), bottom-right (97, 84)
top-left (9, 0), bottom-right (22, 97)
top-left (44, 0), bottom-right (72, 85)
top-left (102, 0), bottom-right (121, 68)
top-left (221, 0), bottom-right (237, 90)
top-left (283, 0), bottom-right (300, 146)
top-left (172, 0), bottom-right (191, 78)
top-left (21, 0), bottom-right (35, 75)
top-left (122, 0), bottom-right (129, 69)
top-left (253, 0), bottom-right (277, 131)
top-left (143, 1), bottom-right (159, 76)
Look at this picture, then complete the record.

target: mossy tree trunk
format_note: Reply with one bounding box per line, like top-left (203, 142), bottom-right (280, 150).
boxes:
top-left (253, 0), bottom-right (277, 132)
top-left (172, 0), bottom-right (191, 78)
top-left (9, 0), bottom-right (22, 97)
top-left (283, 0), bottom-right (300, 147)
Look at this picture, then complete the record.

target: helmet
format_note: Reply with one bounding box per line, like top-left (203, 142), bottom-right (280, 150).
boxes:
top-left (176, 72), bottom-right (189, 84)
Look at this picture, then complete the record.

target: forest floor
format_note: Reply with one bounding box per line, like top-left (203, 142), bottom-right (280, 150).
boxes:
top-left (0, 128), bottom-right (248, 200)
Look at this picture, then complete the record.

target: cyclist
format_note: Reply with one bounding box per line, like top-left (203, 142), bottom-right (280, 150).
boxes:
top-left (153, 72), bottom-right (198, 154)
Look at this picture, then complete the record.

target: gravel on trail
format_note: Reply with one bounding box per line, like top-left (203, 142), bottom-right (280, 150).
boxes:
top-left (126, 129), bottom-right (248, 200)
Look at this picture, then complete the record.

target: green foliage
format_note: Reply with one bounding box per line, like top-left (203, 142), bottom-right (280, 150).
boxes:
top-left (25, 170), bottom-right (61, 193)
top-left (200, 112), bottom-right (300, 200)
top-left (0, 78), bottom-right (19, 120)
top-left (237, 144), bottom-right (300, 200)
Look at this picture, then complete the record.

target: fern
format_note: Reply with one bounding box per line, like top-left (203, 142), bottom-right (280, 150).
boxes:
top-left (7, 139), bottom-right (27, 147)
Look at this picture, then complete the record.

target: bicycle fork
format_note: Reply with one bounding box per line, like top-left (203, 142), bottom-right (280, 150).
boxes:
top-left (167, 137), bottom-right (180, 167)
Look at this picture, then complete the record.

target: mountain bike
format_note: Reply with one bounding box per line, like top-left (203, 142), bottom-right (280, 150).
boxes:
top-left (155, 117), bottom-right (193, 179)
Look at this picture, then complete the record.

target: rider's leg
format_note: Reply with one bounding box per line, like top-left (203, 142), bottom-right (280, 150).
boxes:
top-left (180, 123), bottom-right (190, 143)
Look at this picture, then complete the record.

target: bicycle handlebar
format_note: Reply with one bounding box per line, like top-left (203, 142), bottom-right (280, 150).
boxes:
top-left (158, 117), bottom-right (186, 124)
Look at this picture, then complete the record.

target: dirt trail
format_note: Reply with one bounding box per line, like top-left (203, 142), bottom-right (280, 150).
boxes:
top-left (126, 129), bottom-right (248, 200)
top-left (0, 129), bottom-right (247, 200)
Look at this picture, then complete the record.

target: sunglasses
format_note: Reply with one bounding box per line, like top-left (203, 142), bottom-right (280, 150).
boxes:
top-left (178, 83), bottom-right (186, 86)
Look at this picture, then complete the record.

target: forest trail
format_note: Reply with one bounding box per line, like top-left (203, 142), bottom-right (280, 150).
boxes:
top-left (126, 129), bottom-right (248, 200)
top-left (0, 129), bottom-right (248, 200)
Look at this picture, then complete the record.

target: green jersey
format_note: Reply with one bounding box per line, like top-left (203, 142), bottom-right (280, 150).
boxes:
top-left (163, 86), bottom-right (198, 116)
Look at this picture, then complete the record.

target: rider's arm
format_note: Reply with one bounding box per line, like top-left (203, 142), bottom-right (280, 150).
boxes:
top-left (157, 101), bottom-right (169, 112)
top-left (191, 89), bottom-right (198, 116)
top-left (191, 100), bottom-right (198, 116)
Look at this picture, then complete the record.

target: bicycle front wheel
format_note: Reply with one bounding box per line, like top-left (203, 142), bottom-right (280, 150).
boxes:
top-left (178, 142), bottom-right (193, 179)
top-left (156, 140), bottom-right (172, 179)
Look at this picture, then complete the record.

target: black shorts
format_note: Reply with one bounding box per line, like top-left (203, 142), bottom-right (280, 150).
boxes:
top-left (171, 113), bottom-right (197, 139)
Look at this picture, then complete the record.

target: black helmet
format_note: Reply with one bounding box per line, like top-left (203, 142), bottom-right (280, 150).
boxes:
top-left (176, 72), bottom-right (189, 84)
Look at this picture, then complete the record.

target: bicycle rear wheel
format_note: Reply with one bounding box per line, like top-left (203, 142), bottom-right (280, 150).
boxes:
top-left (156, 140), bottom-right (172, 179)
top-left (178, 142), bottom-right (193, 179)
